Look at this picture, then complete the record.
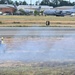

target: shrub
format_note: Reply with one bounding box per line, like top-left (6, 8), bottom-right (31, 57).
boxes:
top-left (0, 21), bottom-right (2, 24)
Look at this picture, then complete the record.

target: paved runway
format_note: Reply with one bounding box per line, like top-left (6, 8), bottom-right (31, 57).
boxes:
top-left (0, 27), bottom-right (75, 37)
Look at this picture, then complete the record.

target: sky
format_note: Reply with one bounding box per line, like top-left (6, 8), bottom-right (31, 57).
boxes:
top-left (13, 0), bottom-right (75, 4)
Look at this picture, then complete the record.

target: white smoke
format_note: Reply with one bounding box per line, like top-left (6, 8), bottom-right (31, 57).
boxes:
top-left (0, 27), bottom-right (75, 62)
top-left (49, 37), bottom-right (75, 61)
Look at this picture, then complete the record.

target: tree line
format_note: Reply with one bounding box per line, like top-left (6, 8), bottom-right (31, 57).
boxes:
top-left (40, 0), bottom-right (75, 7)
top-left (0, 0), bottom-right (75, 7)
top-left (0, 0), bottom-right (27, 6)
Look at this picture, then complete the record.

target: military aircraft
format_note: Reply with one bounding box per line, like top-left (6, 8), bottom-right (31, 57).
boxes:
top-left (43, 9), bottom-right (57, 16)
top-left (24, 9), bottom-right (33, 15)
top-left (43, 5), bottom-right (75, 16)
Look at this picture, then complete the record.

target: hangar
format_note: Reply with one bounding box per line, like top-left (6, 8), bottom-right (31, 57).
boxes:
top-left (17, 5), bottom-right (53, 11)
top-left (0, 4), bottom-right (16, 15)
top-left (55, 6), bottom-right (74, 10)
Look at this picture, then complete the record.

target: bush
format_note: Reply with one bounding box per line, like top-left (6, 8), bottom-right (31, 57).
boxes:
top-left (0, 21), bottom-right (2, 24)
top-left (13, 22), bottom-right (20, 24)
top-left (34, 10), bottom-right (39, 16)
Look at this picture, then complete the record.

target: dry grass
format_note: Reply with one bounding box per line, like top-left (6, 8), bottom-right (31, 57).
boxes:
top-left (0, 15), bottom-right (75, 27)
top-left (0, 15), bottom-right (75, 21)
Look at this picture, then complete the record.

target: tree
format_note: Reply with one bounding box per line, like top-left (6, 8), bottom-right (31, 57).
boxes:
top-left (0, 0), bottom-right (27, 5)
top-left (0, 0), bottom-right (13, 4)
top-left (72, 2), bottom-right (75, 5)
top-left (19, 1), bottom-right (23, 5)
top-left (50, 0), bottom-right (73, 7)
top-left (19, 9), bottom-right (25, 15)
top-left (34, 10), bottom-right (40, 16)
top-left (35, 1), bottom-right (39, 5)
top-left (51, 0), bottom-right (64, 6)
top-left (40, 0), bottom-right (62, 6)
top-left (51, 0), bottom-right (58, 6)
top-left (23, 0), bottom-right (27, 5)
top-left (40, 0), bottom-right (50, 5)
top-left (60, 1), bottom-right (72, 6)
top-left (0, 0), bottom-right (6, 4)
top-left (15, 1), bottom-right (19, 6)
top-left (7, 0), bottom-right (13, 4)
top-left (17, 1), bottom-right (27, 5)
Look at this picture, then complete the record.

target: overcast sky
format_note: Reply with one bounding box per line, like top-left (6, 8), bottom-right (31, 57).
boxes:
top-left (13, 0), bottom-right (75, 4)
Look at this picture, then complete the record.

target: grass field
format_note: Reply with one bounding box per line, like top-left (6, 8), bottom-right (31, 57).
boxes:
top-left (0, 15), bottom-right (75, 21)
top-left (0, 61), bottom-right (75, 75)
top-left (0, 15), bottom-right (75, 27)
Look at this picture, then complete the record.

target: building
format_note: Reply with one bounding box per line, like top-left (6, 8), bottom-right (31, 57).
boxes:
top-left (17, 5), bottom-right (53, 11)
top-left (55, 6), bottom-right (74, 10)
top-left (0, 4), bottom-right (16, 15)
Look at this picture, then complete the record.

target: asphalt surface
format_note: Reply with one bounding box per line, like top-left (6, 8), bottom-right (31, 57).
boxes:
top-left (0, 27), bottom-right (75, 37)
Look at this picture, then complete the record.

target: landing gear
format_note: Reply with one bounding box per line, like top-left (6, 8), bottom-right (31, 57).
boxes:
top-left (46, 21), bottom-right (50, 26)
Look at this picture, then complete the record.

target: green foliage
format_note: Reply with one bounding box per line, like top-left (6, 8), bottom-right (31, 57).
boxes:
top-left (40, 0), bottom-right (50, 5)
top-left (0, 0), bottom-right (13, 4)
top-left (40, 11), bottom-right (44, 16)
top-left (22, 1), bottom-right (27, 5)
top-left (0, 0), bottom-right (74, 7)
top-left (0, 0), bottom-right (27, 5)
top-left (13, 22), bottom-right (20, 24)
top-left (14, 0), bottom-right (27, 5)
top-left (19, 9), bottom-right (25, 15)
top-left (0, 21), bottom-right (2, 24)
top-left (60, 1), bottom-right (73, 6)
top-left (40, 0), bottom-right (75, 7)
top-left (34, 10), bottom-right (40, 16)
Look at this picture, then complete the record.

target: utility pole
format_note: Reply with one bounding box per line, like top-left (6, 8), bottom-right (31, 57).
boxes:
top-left (30, 0), bottom-right (32, 5)
top-left (30, 0), bottom-right (32, 9)
top-left (69, 0), bottom-right (70, 3)
top-left (5, 0), bottom-right (8, 4)
top-left (56, 0), bottom-right (58, 6)
top-left (39, 0), bottom-right (40, 5)
top-left (49, 0), bottom-right (51, 2)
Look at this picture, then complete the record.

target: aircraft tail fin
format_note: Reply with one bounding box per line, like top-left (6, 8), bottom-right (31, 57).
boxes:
top-left (73, 5), bottom-right (75, 9)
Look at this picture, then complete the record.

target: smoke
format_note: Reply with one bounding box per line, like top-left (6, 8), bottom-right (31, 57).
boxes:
top-left (48, 37), bottom-right (75, 61)
top-left (0, 36), bottom-right (56, 61)
top-left (0, 27), bottom-right (75, 62)
top-left (0, 37), bottom-right (75, 62)
top-left (5, 37), bottom-right (53, 61)
top-left (0, 43), bottom-right (6, 53)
